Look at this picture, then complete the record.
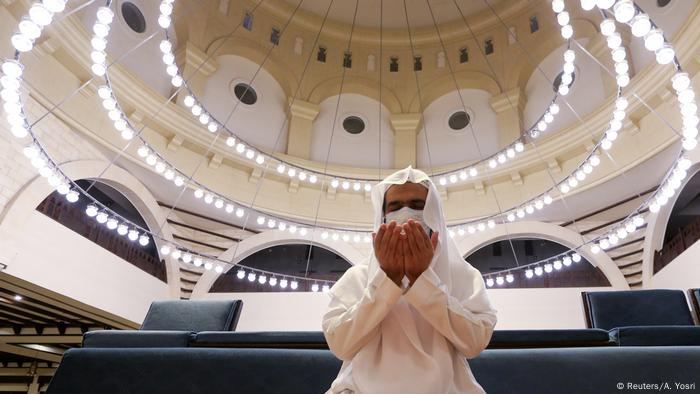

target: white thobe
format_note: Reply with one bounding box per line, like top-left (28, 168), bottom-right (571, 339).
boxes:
top-left (322, 263), bottom-right (496, 394)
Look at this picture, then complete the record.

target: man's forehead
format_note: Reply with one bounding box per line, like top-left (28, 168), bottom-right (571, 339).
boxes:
top-left (384, 182), bottom-right (428, 201)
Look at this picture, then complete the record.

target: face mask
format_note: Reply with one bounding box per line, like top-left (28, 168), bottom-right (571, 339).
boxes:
top-left (383, 206), bottom-right (432, 236)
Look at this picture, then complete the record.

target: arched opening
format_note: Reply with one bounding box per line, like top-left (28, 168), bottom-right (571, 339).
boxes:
top-left (35, 179), bottom-right (165, 281)
top-left (210, 244), bottom-right (352, 292)
top-left (466, 238), bottom-right (610, 288)
top-left (655, 170), bottom-right (700, 273)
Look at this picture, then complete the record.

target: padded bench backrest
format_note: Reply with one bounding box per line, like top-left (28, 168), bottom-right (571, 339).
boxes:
top-left (141, 300), bottom-right (243, 331)
top-left (581, 290), bottom-right (693, 330)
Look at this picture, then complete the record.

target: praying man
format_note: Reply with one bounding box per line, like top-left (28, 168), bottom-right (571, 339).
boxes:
top-left (322, 166), bottom-right (497, 394)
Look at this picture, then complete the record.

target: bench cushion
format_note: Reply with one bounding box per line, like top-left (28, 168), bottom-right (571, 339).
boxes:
top-left (193, 331), bottom-right (328, 348)
top-left (582, 290), bottom-right (694, 330)
top-left (609, 326), bottom-right (700, 346)
top-left (141, 300), bottom-right (242, 331)
top-left (488, 329), bottom-right (612, 348)
top-left (48, 347), bottom-right (700, 394)
top-left (82, 330), bottom-right (193, 348)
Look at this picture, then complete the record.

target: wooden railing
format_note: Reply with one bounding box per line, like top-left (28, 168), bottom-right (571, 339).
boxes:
top-left (36, 193), bottom-right (166, 282)
top-left (654, 216), bottom-right (700, 274)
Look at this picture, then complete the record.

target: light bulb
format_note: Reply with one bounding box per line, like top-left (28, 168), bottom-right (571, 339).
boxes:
top-left (158, 15), bottom-right (171, 28)
top-left (572, 253), bottom-right (582, 263)
top-left (29, 4), bottom-right (53, 26)
top-left (128, 229), bottom-right (139, 241)
top-left (525, 269), bottom-right (534, 278)
top-left (644, 29), bottom-right (665, 52)
top-left (138, 235), bottom-right (149, 246)
top-left (117, 224), bottom-right (128, 236)
top-left (66, 190), bottom-right (79, 203)
top-left (1, 60), bottom-right (23, 78)
top-left (600, 19), bottom-right (616, 36)
top-left (561, 25), bottom-right (573, 39)
top-left (237, 270), bottom-right (246, 279)
top-left (612, 47), bottom-right (626, 62)
top-left (96, 6), bottom-right (114, 24)
top-left (672, 73), bottom-right (691, 92)
top-left (290, 281), bottom-right (299, 290)
top-left (535, 266), bottom-right (543, 276)
top-left (11, 33), bottom-right (33, 52)
top-left (631, 14), bottom-right (651, 37)
top-left (496, 276), bottom-right (504, 286)
top-left (596, 0), bottom-right (615, 9)
top-left (544, 263), bottom-right (553, 273)
top-left (613, 0), bottom-right (635, 23)
top-left (311, 283), bottom-right (319, 292)
top-left (655, 44), bottom-right (675, 65)
top-left (581, 0), bottom-right (596, 11)
top-left (486, 278), bottom-right (494, 287)
top-left (552, 0), bottom-right (565, 13)
top-left (86, 204), bottom-right (98, 217)
top-left (557, 11), bottom-right (569, 26)
top-left (106, 218), bottom-right (118, 230)
top-left (19, 18), bottom-right (41, 40)
top-left (42, 0), bottom-right (66, 13)
top-left (607, 33), bottom-right (622, 49)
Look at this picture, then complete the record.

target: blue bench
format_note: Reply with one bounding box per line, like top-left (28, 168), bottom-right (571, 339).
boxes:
top-left (83, 300), bottom-right (242, 348)
top-left (46, 346), bottom-right (700, 394)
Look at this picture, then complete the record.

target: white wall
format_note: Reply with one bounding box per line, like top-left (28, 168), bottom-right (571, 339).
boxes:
top-left (201, 55), bottom-right (289, 152)
top-left (202, 286), bottom-right (613, 331)
top-left (651, 238), bottom-right (700, 291)
top-left (1, 212), bottom-right (169, 323)
top-left (417, 89), bottom-right (499, 167)
top-left (310, 93), bottom-right (394, 169)
top-left (523, 39), bottom-right (604, 137)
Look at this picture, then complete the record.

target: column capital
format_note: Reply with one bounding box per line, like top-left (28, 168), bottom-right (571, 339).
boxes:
top-left (489, 88), bottom-right (525, 114)
top-left (288, 99), bottom-right (320, 121)
top-left (175, 42), bottom-right (219, 77)
top-left (390, 113), bottom-right (422, 134)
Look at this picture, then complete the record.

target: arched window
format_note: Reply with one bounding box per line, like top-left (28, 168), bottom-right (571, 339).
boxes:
top-left (466, 238), bottom-right (610, 288)
top-left (36, 180), bottom-right (165, 281)
top-left (211, 244), bottom-right (352, 292)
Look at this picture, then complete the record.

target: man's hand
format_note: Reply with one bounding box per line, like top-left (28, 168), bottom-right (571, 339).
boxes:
top-left (402, 219), bottom-right (439, 285)
top-left (372, 221), bottom-right (405, 287)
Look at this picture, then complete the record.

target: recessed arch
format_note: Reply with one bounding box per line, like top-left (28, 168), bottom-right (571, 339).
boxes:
top-left (0, 160), bottom-right (181, 297)
top-left (190, 230), bottom-right (367, 297)
top-left (453, 220), bottom-right (629, 289)
top-left (205, 37), bottom-right (298, 99)
top-left (506, 18), bottom-right (598, 92)
top-left (306, 76), bottom-right (404, 114)
top-left (407, 70), bottom-right (502, 113)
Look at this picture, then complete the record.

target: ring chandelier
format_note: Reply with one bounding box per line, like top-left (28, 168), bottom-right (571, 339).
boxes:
top-left (89, 0), bottom-right (598, 238)
top-left (3, 0), bottom-right (343, 290)
top-left (1, 0), bottom-right (696, 288)
top-left (152, 0), bottom-right (576, 190)
top-left (480, 0), bottom-right (697, 286)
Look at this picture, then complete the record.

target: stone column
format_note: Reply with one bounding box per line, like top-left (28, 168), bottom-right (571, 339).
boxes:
top-left (285, 99), bottom-right (320, 159)
top-left (490, 87), bottom-right (525, 147)
top-left (175, 42), bottom-right (219, 105)
top-left (390, 113), bottom-right (422, 168)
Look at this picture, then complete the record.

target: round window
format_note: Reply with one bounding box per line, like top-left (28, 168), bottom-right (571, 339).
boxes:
top-left (121, 2), bottom-right (146, 33)
top-left (233, 83), bottom-right (258, 105)
top-left (342, 116), bottom-right (365, 134)
top-left (448, 111), bottom-right (471, 131)
top-left (552, 71), bottom-right (576, 92)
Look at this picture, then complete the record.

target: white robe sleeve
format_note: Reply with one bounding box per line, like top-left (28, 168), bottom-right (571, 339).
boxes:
top-left (322, 264), bottom-right (403, 361)
top-left (403, 265), bottom-right (497, 359)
